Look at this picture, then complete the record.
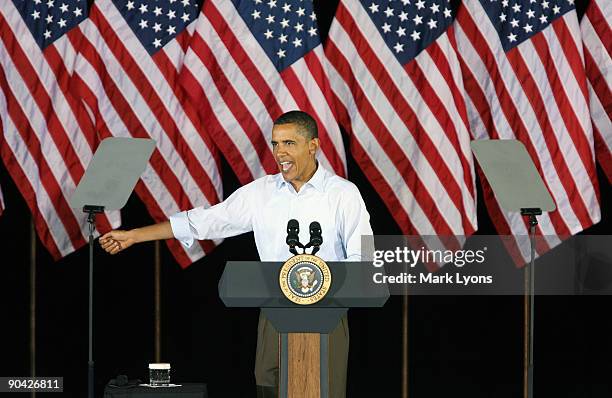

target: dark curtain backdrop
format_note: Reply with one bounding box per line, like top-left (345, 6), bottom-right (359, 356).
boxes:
top-left (1, 1), bottom-right (610, 397)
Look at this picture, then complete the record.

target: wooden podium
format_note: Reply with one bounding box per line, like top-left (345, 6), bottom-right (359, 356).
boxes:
top-left (219, 261), bottom-right (389, 398)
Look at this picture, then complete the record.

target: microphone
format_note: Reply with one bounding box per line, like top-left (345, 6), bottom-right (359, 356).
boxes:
top-left (306, 221), bottom-right (323, 255)
top-left (286, 219), bottom-right (302, 255)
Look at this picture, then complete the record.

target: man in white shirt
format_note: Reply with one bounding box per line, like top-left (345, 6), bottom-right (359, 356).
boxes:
top-left (100, 111), bottom-right (372, 398)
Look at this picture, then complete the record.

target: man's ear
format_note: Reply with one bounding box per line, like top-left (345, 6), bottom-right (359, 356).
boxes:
top-left (309, 138), bottom-right (320, 154)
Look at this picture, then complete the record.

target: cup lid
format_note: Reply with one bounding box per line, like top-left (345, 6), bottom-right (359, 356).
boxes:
top-left (149, 363), bottom-right (170, 369)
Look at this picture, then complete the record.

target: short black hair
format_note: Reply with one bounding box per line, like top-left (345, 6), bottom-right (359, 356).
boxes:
top-left (273, 111), bottom-right (318, 140)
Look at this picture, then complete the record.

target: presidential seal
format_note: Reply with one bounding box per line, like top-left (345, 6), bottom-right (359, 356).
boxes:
top-left (279, 254), bottom-right (332, 305)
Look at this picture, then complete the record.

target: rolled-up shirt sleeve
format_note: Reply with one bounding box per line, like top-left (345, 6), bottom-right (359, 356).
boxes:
top-left (169, 211), bottom-right (195, 248)
top-left (169, 182), bottom-right (255, 248)
top-left (341, 184), bottom-right (373, 261)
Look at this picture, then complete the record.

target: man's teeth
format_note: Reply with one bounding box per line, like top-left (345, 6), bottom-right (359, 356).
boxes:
top-left (281, 162), bottom-right (292, 172)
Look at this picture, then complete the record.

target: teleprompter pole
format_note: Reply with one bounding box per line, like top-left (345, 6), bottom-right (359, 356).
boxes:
top-left (521, 207), bottom-right (540, 398)
top-left (84, 205), bottom-right (104, 398)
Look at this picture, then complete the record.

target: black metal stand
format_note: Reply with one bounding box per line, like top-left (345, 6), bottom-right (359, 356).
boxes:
top-left (521, 207), bottom-right (540, 398)
top-left (84, 205), bottom-right (104, 398)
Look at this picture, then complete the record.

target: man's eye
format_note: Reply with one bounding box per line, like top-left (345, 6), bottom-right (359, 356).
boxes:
top-left (288, 142), bottom-right (295, 146)
top-left (271, 142), bottom-right (277, 147)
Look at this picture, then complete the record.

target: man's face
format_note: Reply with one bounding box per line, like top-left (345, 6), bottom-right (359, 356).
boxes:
top-left (271, 123), bottom-right (319, 188)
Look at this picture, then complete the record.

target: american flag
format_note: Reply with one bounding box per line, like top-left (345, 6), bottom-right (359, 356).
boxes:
top-left (581, 0), bottom-right (611, 183)
top-left (455, 0), bottom-right (601, 259)
top-left (71, 0), bottom-right (223, 268)
top-left (325, 0), bottom-right (478, 237)
top-left (180, 0), bottom-right (347, 184)
top-left (0, 0), bottom-right (121, 259)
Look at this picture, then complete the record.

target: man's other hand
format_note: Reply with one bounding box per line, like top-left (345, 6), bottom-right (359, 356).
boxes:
top-left (99, 230), bottom-right (137, 255)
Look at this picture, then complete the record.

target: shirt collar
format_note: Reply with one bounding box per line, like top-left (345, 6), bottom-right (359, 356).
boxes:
top-left (275, 161), bottom-right (327, 192)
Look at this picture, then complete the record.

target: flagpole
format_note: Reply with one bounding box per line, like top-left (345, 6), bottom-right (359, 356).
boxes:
top-left (30, 218), bottom-right (36, 398)
top-left (154, 241), bottom-right (161, 362)
top-left (523, 266), bottom-right (529, 398)
top-left (402, 256), bottom-right (409, 398)
top-left (402, 294), bottom-right (408, 398)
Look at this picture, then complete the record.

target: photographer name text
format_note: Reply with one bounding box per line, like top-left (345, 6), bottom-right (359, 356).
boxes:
top-left (373, 272), bottom-right (493, 285)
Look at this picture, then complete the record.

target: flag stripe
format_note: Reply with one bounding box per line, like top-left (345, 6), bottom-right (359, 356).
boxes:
top-left (582, 0), bottom-right (612, 182)
top-left (414, 39), bottom-right (476, 201)
top-left (583, 45), bottom-right (610, 109)
top-left (155, 43), bottom-right (184, 90)
top-left (423, 35), bottom-right (476, 197)
top-left (528, 32), bottom-right (599, 211)
top-left (44, 39), bottom-right (98, 152)
top-left (509, 42), bottom-right (595, 230)
top-left (534, 24), bottom-right (597, 186)
top-left (587, 1), bottom-right (612, 52)
top-left (551, 20), bottom-right (589, 100)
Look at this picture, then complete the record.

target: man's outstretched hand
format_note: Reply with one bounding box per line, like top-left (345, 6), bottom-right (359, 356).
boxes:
top-left (98, 221), bottom-right (174, 254)
top-left (99, 230), bottom-right (137, 255)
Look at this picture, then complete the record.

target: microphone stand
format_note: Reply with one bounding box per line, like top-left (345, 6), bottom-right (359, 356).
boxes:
top-left (303, 241), bottom-right (321, 256)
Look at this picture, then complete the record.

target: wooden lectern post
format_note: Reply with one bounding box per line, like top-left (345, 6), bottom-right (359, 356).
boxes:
top-left (274, 310), bottom-right (337, 398)
top-left (287, 333), bottom-right (321, 398)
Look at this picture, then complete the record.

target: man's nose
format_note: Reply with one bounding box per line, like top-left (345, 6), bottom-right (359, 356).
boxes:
top-left (275, 144), bottom-right (287, 156)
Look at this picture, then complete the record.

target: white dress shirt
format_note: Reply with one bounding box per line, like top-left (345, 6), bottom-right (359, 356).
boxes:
top-left (169, 164), bottom-right (372, 261)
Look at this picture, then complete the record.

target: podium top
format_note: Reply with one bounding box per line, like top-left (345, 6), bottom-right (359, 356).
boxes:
top-left (219, 261), bottom-right (389, 308)
top-left (471, 139), bottom-right (555, 212)
top-left (69, 137), bottom-right (155, 210)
